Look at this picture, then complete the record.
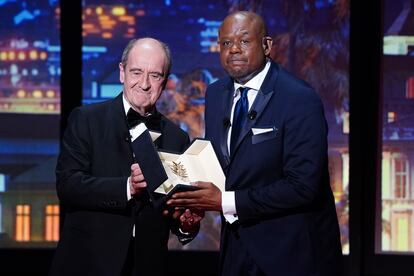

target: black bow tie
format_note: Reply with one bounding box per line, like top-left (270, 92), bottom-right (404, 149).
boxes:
top-left (126, 108), bottom-right (161, 131)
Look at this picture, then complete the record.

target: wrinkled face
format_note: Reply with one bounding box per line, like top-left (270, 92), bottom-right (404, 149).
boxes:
top-left (119, 42), bottom-right (167, 114)
top-left (218, 14), bottom-right (272, 84)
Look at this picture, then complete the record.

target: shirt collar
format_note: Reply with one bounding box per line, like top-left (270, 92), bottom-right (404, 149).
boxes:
top-left (122, 94), bottom-right (131, 116)
top-left (233, 60), bottom-right (271, 96)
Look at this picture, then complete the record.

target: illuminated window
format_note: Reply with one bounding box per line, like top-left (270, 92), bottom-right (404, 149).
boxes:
top-left (0, 174), bottom-right (4, 234)
top-left (0, 203), bottom-right (2, 233)
top-left (391, 212), bottom-right (412, 251)
top-left (15, 205), bottom-right (31, 242)
top-left (45, 205), bottom-right (60, 241)
top-left (342, 112), bottom-right (350, 134)
top-left (393, 157), bottom-right (409, 199)
top-left (387, 111), bottom-right (397, 123)
top-left (406, 76), bottom-right (414, 99)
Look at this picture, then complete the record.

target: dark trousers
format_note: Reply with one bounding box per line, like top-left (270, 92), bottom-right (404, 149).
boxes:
top-left (221, 224), bottom-right (266, 276)
top-left (121, 238), bottom-right (136, 276)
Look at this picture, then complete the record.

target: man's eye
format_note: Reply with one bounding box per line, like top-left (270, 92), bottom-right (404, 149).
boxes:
top-left (150, 74), bottom-right (162, 80)
top-left (240, 40), bottom-right (249, 45)
top-left (222, 41), bottom-right (232, 47)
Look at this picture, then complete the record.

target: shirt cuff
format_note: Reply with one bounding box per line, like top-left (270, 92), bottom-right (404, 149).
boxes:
top-left (222, 191), bottom-right (238, 224)
top-left (127, 177), bottom-right (132, 201)
top-left (178, 227), bottom-right (190, 235)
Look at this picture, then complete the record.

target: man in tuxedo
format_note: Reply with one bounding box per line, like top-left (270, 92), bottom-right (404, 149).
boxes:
top-left (50, 38), bottom-right (202, 276)
top-left (168, 11), bottom-right (343, 275)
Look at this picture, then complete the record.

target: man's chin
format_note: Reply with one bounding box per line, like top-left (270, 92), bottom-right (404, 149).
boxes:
top-left (227, 68), bottom-right (246, 79)
top-left (228, 71), bottom-right (250, 83)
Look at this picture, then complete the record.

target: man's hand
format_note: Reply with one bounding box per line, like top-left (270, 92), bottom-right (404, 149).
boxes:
top-left (163, 208), bottom-right (205, 234)
top-left (129, 163), bottom-right (147, 196)
top-left (179, 209), bottom-right (204, 234)
top-left (166, 181), bottom-right (222, 212)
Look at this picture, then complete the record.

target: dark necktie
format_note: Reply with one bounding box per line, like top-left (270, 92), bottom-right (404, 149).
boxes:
top-left (230, 87), bottom-right (249, 155)
top-left (127, 108), bottom-right (161, 131)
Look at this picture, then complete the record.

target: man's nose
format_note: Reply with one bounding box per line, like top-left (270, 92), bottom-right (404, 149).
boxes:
top-left (229, 42), bottom-right (242, 53)
top-left (138, 74), bottom-right (151, 90)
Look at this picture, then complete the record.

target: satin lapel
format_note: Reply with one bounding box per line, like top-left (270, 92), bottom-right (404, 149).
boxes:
top-left (231, 62), bottom-right (279, 157)
top-left (111, 93), bottom-right (134, 173)
top-left (219, 82), bottom-right (234, 167)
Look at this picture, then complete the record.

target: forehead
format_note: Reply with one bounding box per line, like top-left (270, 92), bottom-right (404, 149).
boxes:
top-left (219, 15), bottom-right (259, 38)
top-left (126, 43), bottom-right (166, 71)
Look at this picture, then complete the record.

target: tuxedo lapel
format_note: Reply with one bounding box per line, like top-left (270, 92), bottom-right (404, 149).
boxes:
top-left (109, 93), bottom-right (135, 174)
top-left (219, 82), bottom-right (234, 167)
top-left (230, 62), bottom-right (279, 158)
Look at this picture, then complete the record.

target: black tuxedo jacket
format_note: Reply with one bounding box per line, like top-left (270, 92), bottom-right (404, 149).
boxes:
top-left (205, 62), bottom-right (342, 275)
top-left (50, 93), bottom-right (189, 276)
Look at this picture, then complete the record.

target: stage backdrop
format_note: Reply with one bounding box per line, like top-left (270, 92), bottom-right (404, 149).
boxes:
top-left (0, 0), bottom-right (61, 247)
top-left (0, 0), bottom-right (351, 253)
top-left (380, 0), bottom-right (414, 254)
top-left (81, 0), bottom-right (350, 252)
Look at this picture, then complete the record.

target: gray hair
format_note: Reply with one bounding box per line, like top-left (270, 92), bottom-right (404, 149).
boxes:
top-left (120, 38), bottom-right (172, 77)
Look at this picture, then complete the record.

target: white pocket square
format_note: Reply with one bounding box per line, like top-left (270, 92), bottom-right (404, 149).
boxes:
top-left (252, 127), bottom-right (275, 135)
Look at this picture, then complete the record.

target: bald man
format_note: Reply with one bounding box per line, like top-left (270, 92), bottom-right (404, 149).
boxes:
top-left (168, 11), bottom-right (343, 276)
top-left (50, 38), bottom-right (202, 276)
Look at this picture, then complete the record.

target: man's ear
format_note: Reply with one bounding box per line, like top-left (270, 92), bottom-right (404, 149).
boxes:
top-left (262, 36), bottom-right (273, 56)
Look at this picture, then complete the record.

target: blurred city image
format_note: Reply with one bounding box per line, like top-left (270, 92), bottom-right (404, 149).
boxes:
top-left (0, 0), bottom-right (355, 253)
top-left (380, 0), bottom-right (414, 253)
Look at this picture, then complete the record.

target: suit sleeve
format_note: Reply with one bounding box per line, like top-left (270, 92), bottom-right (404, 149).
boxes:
top-left (235, 91), bottom-right (329, 221)
top-left (56, 107), bottom-right (129, 211)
